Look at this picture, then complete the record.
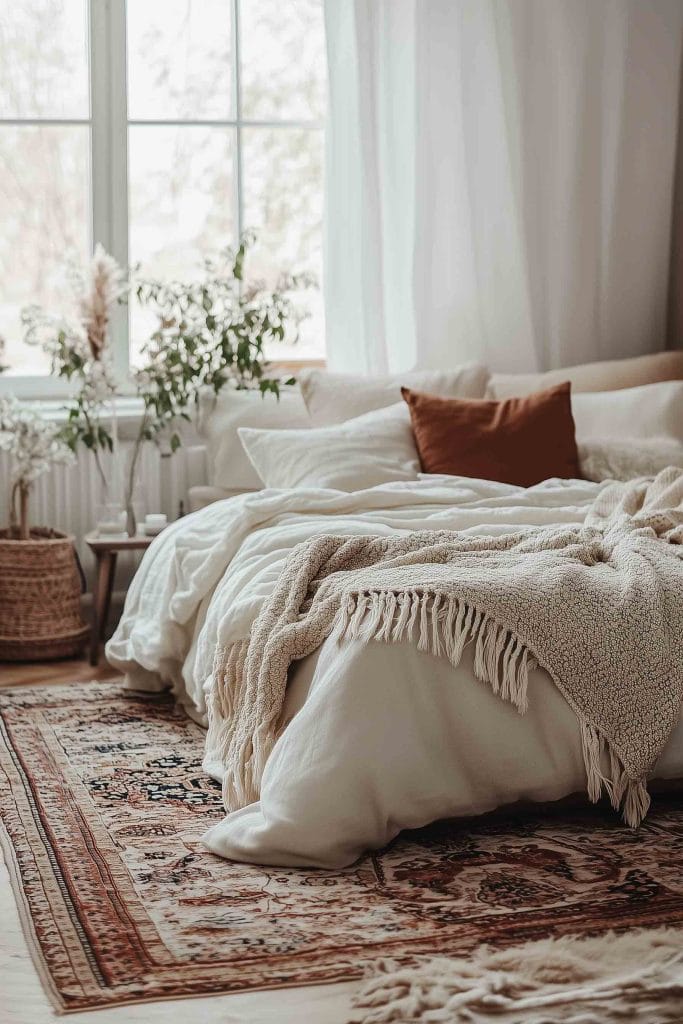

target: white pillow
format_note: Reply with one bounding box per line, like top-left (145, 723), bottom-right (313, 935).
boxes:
top-left (238, 403), bottom-right (419, 490)
top-left (579, 437), bottom-right (683, 482)
top-left (571, 381), bottom-right (683, 444)
top-left (198, 387), bottom-right (310, 490)
top-left (298, 364), bottom-right (490, 426)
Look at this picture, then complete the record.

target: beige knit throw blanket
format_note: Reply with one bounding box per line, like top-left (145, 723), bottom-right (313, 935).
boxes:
top-left (210, 468), bottom-right (683, 825)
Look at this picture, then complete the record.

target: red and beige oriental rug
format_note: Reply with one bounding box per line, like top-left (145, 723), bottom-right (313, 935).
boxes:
top-left (0, 682), bottom-right (682, 1013)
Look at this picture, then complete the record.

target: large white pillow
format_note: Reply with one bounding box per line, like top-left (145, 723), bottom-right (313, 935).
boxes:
top-left (571, 381), bottom-right (683, 443)
top-left (198, 387), bottom-right (310, 490)
top-left (238, 403), bottom-right (419, 490)
top-left (298, 364), bottom-right (490, 426)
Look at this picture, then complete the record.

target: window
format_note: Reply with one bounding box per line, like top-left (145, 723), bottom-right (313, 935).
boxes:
top-left (0, 0), bottom-right (326, 394)
top-left (0, 0), bottom-right (91, 381)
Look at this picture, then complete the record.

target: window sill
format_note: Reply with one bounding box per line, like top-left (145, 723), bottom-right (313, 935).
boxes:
top-left (0, 358), bottom-right (325, 400)
top-left (3, 357), bottom-right (327, 438)
top-left (10, 395), bottom-right (147, 442)
top-left (26, 395), bottom-right (145, 423)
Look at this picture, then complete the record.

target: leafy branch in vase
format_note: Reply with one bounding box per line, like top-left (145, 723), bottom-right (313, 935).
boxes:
top-left (129, 231), bottom-right (314, 532)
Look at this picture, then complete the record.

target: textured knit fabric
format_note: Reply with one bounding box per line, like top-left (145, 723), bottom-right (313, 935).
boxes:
top-left (210, 468), bottom-right (683, 824)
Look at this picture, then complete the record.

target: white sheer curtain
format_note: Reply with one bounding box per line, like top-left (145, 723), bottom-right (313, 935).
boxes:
top-left (324, 0), bottom-right (683, 374)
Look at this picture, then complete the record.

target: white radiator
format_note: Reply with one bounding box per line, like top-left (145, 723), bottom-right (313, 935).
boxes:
top-left (0, 435), bottom-right (208, 596)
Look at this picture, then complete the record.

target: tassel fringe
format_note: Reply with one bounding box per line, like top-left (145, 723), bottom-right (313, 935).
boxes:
top-left (207, 638), bottom-right (262, 811)
top-left (340, 590), bottom-right (534, 714)
top-left (580, 719), bottom-right (651, 827)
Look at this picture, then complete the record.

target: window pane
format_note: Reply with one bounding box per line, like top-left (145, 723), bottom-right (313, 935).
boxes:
top-left (0, 126), bottom-right (90, 376)
top-left (0, 0), bottom-right (89, 118)
top-left (240, 0), bottom-right (326, 121)
top-left (128, 125), bottom-right (236, 364)
top-left (242, 127), bottom-right (324, 357)
top-left (127, 0), bottom-right (233, 120)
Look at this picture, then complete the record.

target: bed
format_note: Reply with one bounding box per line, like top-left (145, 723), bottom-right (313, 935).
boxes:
top-left (107, 470), bottom-right (683, 868)
top-left (107, 356), bottom-right (683, 867)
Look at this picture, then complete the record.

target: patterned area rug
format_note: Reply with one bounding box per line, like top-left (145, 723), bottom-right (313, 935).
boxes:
top-left (1, 682), bottom-right (682, 1012)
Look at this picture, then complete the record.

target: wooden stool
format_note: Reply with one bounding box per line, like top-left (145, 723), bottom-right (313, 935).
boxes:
top-left (85, 532), bottom-right (155, 666)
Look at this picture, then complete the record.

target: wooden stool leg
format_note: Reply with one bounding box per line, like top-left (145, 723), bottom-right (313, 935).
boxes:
top-left (90, 551), bottom-right (117, 666)
top-left (90, 553), bottom-right (104, 666)
top-left (99, 552), bottom-right (117, 646)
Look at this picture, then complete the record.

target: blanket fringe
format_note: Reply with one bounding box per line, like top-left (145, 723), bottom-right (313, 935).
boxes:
top-left (340, 590), bottom-right (650, 828)
top-left (340, 590), bottom-right (535, 714)
top-left (206, 639), bottom-right (257, 810)
top-left (577, 721), bottom-right (650, 827)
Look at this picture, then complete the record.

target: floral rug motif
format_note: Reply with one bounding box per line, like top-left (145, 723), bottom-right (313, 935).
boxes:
top-left (1, 682), bottom-right (682, 1012)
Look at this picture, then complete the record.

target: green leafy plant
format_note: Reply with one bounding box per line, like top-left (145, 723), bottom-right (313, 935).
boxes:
top-left (127, 231), bottom-right (314, 528)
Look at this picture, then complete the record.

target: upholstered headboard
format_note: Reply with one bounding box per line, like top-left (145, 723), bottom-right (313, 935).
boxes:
top-left (488, 350), bottom-right (683, 399)
top-left (188, 351), bottom-right (683, 511)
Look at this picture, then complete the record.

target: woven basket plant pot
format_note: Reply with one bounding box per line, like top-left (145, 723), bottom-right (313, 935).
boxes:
top-left (0, 528), bottom-right (89, 661)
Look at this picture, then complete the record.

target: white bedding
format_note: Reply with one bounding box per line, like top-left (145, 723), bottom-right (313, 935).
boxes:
top-left (107, 475), bottom-right (683, 867)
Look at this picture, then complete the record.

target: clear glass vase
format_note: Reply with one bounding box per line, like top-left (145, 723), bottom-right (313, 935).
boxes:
top-left (92, 401), bottom-right (126, 536)
top-left (95, 502), bottom-right (126, 537)
top-left (124, 444), bottom-right (146, 537)
top-left (87, 399), bottom-right (140, 538)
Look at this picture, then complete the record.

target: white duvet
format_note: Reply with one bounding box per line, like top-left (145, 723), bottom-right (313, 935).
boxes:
top-left (107, 475), bottom-right (683, 867)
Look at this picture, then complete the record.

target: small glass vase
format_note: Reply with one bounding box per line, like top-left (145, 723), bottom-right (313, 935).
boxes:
top-left (92, 444), bottom-right (125, 536)
top-left (95, 502), bottom-right (127, 537)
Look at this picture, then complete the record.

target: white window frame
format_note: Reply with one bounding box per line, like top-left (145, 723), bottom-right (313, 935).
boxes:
top-left (1, 0), bottom-right (325, 399)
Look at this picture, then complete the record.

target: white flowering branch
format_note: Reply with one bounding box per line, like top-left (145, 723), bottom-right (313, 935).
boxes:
top-left (0, 398), bottom-right (75, 539)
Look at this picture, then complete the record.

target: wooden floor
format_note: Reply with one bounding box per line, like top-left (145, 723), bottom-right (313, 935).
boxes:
top-left (0, 656), bottom-right (120, 688)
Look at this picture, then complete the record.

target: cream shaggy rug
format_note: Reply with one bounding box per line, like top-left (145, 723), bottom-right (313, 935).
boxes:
top-left (349, 928), bottom-right (683, 1023)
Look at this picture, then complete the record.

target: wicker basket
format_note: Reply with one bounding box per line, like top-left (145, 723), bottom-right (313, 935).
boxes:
top-left (0, 528), bottom-right (89, 661)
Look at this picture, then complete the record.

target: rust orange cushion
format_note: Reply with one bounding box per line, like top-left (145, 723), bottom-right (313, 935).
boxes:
top-left (401, 382), bottom-right (580, 486)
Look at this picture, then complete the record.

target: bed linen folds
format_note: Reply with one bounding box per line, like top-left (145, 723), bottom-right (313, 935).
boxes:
top-left (210, 469), bottom-right (683, 827)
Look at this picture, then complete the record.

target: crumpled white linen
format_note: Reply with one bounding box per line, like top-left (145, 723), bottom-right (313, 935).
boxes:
top-left (107, 475), bottom-right (598, 719)
top-left (201, 631), bottom-right (683, 868)
top-left (106, 474), bottom-right (683, 867)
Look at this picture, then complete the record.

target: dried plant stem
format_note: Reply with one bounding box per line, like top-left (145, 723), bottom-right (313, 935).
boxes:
top-left (81, 407), bottom-right (108, 494)
top-left (126, 425), bottom-right (145, 504)
top-left (92, 449), bottom-right (108, 494)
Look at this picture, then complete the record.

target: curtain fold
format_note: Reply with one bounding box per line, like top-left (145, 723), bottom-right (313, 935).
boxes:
top-left (324, 0), bottom-right (683, 374)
